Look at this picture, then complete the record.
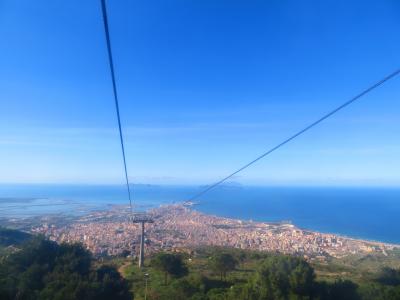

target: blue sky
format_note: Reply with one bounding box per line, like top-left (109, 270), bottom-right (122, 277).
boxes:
top-left (0, 0), bottom-right (400, 185)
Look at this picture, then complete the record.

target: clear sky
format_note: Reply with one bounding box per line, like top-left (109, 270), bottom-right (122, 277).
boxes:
top-left (0, 0), bottom-right (400, 186)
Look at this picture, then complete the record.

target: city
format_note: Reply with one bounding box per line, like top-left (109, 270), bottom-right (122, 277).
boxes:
top-left (32, 204), bottom-right (398, 261)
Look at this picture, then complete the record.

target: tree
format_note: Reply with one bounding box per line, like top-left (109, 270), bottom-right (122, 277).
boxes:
top-left (376, 267), bottom-right (400, 286)
top-left (289, 259), bottom-right (315, 298)
top-left (210, 252), bottom-right (237, 280)
top-left (151, 253), bottom-right (188, 284)
top-left (358, 283), bottom-right (391, 300)
top-left (255, 256), bottom-right (291, 300)
top-left (252, 255), bottom-right (316, 300)
top-left (328, 279), bottom-right (360, 300)
top-left (0, 237), bottom-right (132, 300)
top-left (0, 227), bottom-right (32, 247)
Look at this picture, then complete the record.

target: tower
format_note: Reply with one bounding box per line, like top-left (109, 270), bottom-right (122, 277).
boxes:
top-left (132, 213), bottom-right (154, 268)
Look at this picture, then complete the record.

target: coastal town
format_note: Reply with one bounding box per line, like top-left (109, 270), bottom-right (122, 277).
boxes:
top-left (30, 204), bottom-right (399, 261)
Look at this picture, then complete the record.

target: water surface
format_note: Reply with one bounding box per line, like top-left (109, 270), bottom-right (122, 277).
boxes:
top-left (0, 184), bottom-right (399, 244)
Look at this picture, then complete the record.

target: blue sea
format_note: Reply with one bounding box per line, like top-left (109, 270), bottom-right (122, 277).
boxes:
top-left (0, 184), bottom-right (399, 244)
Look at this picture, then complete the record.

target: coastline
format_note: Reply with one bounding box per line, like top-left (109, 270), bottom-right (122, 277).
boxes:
top-left (2, 200), bottom-right (399, 251)
top-left (192, 205), bottom-right (400, 246)
top-left (2, 185), bottom-right (400, 245)
top-left (190, 206), bottom-right (400, 249)
top-left (17, 203), bottom-right (398, 260)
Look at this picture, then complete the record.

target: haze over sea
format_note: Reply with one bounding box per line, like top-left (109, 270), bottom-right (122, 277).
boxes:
top-left (0, 184), bottom-right (399, 244)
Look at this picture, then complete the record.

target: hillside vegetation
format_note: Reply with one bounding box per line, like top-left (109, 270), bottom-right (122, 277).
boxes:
top-left (0, 227), bottom-right (31, 245)
top-left (122, 247), bottom-right (400, 300)
top-left (0, 236), bottom-right (132, 300)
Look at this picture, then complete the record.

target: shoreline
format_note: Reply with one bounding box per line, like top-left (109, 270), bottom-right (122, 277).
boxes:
top-left (3, 202), bottom-right (400, 249)
top-left (2, 185), bottom-right (400, 245)
top-left (186, 205), bottom-right (400, 248)
top-left (25, 203), bottom-right (398, 258)
top-left (185, 204), bottom-right (400, 250)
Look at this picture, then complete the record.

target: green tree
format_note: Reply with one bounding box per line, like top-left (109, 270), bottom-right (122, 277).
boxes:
top-left (328, 279), bottom-right (360, 300)
top-left (289, 259), bottom-right (315, 298)
top-left (0, 237), bottom-right (132, 300)
top-left (151, 253), bottom-right (188, 284)
top-left (210, 252), bottom-right (237, 280)
top-left (386, 285), bottom-right (400, 300)
top-left (0, 227), bottom-right (32, 247)
top-left (253, 255), bottom-right (316, 300)
top-left (377, 267), bottom-right (400, 286)
top-left (206, 287), bottom-right (227, 300)
top-left (358, 283), bottom-right (390, 300)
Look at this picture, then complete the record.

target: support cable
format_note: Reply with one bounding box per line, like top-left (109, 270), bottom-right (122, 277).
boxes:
top-left (100, 0), bottom-right (133, 216)
top-left (188, 69), bottom-right (400, 202)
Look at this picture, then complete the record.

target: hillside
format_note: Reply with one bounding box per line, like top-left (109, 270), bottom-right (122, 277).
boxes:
top-left (1, 229), bottom-right (400, 299)
top-left (120, 246), bottom-right (400, 300)
top-left (0, 227), bottom-right (32, 246)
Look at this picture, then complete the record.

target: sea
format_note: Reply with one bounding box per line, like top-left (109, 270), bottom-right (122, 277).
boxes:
top-left (0, 184), bottom-right (399, 244)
